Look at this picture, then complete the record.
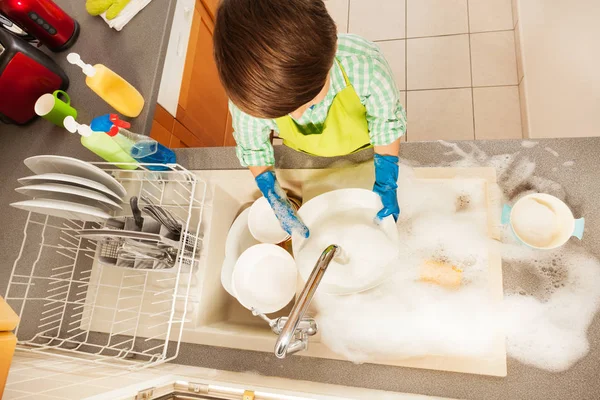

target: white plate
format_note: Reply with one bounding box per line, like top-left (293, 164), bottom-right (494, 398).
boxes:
top-left (11, 198), bottom-right (111, 222)
top-left (24, 155), bottom-right (127, 198)
top-left (232, 244), bottom-right (297, 314)
top-left (221, 208), bottom-right (261, 296)
top-left (16, 183), bottom-right (123, 211)
top-left (18, 173), bottom-right (122, 203)
top-left (293, 188), bottom-right (400, 295)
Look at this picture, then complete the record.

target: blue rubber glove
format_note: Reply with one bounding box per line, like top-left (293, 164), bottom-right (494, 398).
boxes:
top-left (373, 154), bottom-right (400, 222)
top-left (255, 170), bottom-right (310, 238)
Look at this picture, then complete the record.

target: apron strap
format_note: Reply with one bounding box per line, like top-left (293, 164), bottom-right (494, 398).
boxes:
top-left (334, 58), bottom-right (351, 87)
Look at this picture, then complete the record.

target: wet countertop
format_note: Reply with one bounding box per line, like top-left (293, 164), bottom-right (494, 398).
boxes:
top-left (174, 140), bottom-right (600, 400)
top-left (2, 133), bottom-right (599, 399)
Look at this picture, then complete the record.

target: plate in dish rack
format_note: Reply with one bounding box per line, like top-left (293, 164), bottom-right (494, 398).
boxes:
top-left (10, 198), bottom-right (111, 222)
top-left (16, 183), bottom-right (123, 211)
top-left (18, 173), bottom-right (122, 203)
top-left (24, 155), bottom-right (127, 198)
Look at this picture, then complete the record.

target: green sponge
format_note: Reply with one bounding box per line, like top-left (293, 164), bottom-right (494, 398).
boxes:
top-left (86, 0), bottom-right (131, 20)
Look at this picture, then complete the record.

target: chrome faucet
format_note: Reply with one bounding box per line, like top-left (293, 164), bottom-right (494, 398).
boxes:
top-left (253, 244), bottom-right (341, 359)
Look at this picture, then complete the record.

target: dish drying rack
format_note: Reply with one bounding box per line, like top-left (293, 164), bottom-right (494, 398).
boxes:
top-left (5, 163), bottom-right (206, 370)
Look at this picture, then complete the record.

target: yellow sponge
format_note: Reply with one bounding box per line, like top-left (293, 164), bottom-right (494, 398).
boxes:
top-left (420, 260), bottom-right (463, 289)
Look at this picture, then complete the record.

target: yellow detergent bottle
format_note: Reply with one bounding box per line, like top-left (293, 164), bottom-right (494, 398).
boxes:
top-left (66, 53), bottom-right (145, 118)
top-left (63, 116), bottom-right (138, 170)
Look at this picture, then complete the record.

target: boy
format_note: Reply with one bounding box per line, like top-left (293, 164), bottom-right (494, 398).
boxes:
top-left (213, 0), bottom-right (406, 238)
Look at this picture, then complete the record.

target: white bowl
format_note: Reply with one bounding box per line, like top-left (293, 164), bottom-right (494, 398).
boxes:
top-left (293, 188), bottom-right (400, 295)
top-left (248, 196), bottom-right (290, 244)
top-left (221, 207), bottom-right (260, 296)
top-left (503, 193), bottom-right (585, 250)
top-left (232, 244), bottom-right (297, 314)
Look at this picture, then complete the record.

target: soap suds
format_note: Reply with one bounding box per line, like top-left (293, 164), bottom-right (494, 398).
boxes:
top-left (309, 142), bottom-right (600, 372)
top-left (545, 147), bottom-right (560, 157)
top-left (521, 140), bottom-right (539, 148)
top-left (313, 169), bottom-right (498, 361)
top-left (511, 198), bottom-right (558, 247)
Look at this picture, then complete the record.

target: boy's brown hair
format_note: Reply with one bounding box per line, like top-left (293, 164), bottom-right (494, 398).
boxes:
top-left (213, 0), bottom-right (338, 119)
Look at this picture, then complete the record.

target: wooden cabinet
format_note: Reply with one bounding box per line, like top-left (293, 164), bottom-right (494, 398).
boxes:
top-left (151, 0), bottom-right (235, 149)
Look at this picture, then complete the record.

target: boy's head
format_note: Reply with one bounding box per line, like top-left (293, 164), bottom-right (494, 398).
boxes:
top-left (213, 0), bottom-right (337, 119)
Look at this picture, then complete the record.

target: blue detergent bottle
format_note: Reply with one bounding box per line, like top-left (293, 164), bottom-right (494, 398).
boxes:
top-left (91, 114), bottom-right (176, 171)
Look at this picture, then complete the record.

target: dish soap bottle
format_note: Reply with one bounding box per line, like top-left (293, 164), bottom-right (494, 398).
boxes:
top-left (63, 116), bottom-right (138, 170)
top-left (91, 114), bottom-right (177, 171)
top-left (66, 53), bottom-right (145, 118)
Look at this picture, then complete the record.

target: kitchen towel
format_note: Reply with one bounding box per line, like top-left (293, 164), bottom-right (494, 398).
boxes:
top-left (101, 0), bottom-right (153, 31)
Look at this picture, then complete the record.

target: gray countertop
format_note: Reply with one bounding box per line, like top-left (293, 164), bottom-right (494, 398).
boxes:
top-left (175, 140), bottom-right (600, 400)
top-left (0, 3), bottom-right (599, 399)
top-left (0, 0), bottom-right (175, 305)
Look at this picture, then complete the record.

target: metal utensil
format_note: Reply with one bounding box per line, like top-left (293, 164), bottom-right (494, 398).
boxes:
top-left (117, 239), bottom-right (177, 269)
top-left (130, 196), bottom-right (143, 229)
top-left (141, 196), bottom-right (182, 237)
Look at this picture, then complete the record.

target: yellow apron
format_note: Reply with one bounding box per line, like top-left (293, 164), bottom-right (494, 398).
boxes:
top-left (275, 60), bottom-right (371, 157)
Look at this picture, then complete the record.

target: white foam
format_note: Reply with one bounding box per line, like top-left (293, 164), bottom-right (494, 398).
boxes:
top-left (563, 161), bottom-right (575, 167)
top-left (512, 198), bottom-right (558, 247)
top-left (545, 147), bottom-right (560, 157)
top-left (312, 142), bottom-right (600, 372)
top-left (521, 140), bottom-right (539, 148)
top-left (314, 168), bottom-right (499, 361)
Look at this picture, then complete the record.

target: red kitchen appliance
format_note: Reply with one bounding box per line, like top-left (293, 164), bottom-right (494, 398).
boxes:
top-left (0, 26), bottom-right (68, 124)
top-left (0, 0), bottom-right (79, 52)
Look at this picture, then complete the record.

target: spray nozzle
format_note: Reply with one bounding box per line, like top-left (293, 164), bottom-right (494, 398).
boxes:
top-left (109, 114), bottom-right (131, 129)
top-left (67, 52), bottom-right (97, 77)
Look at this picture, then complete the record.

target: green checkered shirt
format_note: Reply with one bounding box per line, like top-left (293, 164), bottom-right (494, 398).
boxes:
top-left (229, 34), bottom-right (407, 167)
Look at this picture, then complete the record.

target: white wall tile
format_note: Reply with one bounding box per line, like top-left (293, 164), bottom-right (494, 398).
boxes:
top-left (375, 40), bottom-right (406, 90)
top-left (470, 31), bottom-right (518, 86)
top-left (325, 0), bottom-right (349, 33)
top-left (407, 35), bottom-right (471, 90)
top-left (468, 0), bottom-right (514, 33)
top-left (348, 0), bottom-right (406, 41)
top-left (407, 88), bottom-right (474, 141)
top-left (473, 86), bottom-right (522, 139)
top-left (407, 0), bottom-right (468, 38)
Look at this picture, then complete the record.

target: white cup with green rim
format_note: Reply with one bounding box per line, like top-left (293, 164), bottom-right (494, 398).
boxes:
top-left (502, 193), bottom-right (584, 250)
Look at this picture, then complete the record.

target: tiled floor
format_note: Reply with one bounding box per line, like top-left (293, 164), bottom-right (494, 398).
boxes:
top-left (326, 0), bottom-right (523, 141)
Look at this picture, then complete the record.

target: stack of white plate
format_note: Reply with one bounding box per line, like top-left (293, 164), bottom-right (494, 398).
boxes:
top-left (11, 155), bottom-right (126, 222)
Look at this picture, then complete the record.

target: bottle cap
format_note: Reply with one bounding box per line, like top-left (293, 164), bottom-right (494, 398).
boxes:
top-left (90, 114), bottom-right (113, 133)
top-left (66, 52), bottom-right (97, 77)
top-left (63, 116), bottom-right (92, 137)
top-left (63, 116), bottom-right (78, 133)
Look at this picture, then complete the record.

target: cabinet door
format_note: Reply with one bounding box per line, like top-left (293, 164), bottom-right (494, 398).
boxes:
top-left (177, 2), bottom-right (228, 147)
top-left (200, 0), bottom-right (219, 20)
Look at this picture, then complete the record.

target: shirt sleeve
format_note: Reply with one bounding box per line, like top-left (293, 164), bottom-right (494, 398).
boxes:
top-left (364, 54), bottom-right (407, 146)
top-left (229, 101), bottom-right (277, 167)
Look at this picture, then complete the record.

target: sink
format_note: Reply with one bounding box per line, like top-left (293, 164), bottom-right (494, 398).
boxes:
top-left (182, 167), bottom-right (367, 355)
top-left (179, 164), bottom-right (507, 377)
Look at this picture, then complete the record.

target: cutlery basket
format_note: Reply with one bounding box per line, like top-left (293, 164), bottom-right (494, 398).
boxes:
top-left (5, 163), bottom-right (206, 370)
